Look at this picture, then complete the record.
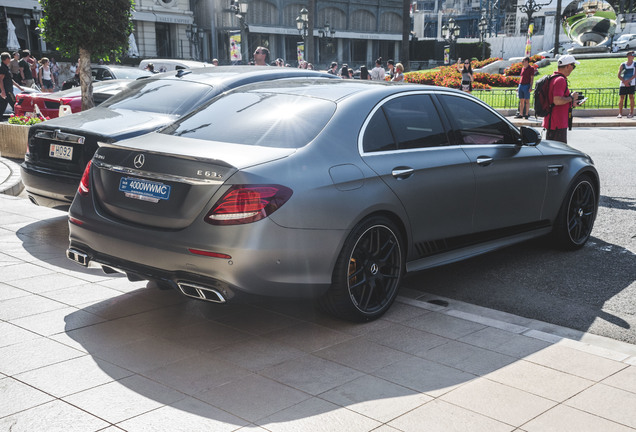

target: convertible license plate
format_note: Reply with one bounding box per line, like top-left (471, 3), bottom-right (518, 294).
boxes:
top-left (119, 177), bottom-right (171, 203)
top-left (49, 144), bottom-right (73, 160)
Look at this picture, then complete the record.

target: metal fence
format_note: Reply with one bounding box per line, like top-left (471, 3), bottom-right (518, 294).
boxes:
top-left (472, 87), bottom-right (622, 109)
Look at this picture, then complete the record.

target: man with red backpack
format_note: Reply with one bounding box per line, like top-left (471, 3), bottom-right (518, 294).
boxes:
top-left (542, 55), bottom-right (581, 144)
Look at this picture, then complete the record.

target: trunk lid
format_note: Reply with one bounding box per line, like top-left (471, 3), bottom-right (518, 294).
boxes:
top-left (91, 133), bottom-right (295, 229)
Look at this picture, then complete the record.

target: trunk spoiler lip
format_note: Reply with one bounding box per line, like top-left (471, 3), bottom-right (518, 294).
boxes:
top-left (96, 134), bottom-right (297, 171)
top-left (91, 159), bottom-right (224, 186)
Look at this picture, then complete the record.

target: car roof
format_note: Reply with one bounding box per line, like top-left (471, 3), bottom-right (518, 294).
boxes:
top-left (219, 78), bottom-right (465, 103)
top-left (143, 66), bottom-right (335, 86)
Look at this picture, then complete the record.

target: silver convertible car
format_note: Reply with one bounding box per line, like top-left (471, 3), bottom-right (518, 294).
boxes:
top-left (67, 79), bottom-right (599, 321)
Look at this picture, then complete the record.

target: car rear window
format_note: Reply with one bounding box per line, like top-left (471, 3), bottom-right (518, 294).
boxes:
top-left (109, 68), bottom-right (152, 80)
top-left (100, 80), bottom-right (215, 115)
top-left (160, 92), bottom-right (336, 148)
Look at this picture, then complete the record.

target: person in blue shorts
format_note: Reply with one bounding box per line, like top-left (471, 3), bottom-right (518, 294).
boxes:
top-left (617, 51), bottom-right (635, 118)
top-left (515, 57), bottom-right (534, 119)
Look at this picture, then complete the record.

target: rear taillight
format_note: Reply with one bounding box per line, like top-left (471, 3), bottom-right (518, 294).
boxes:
top-left (78, 160), bottom-right (92, 196)
top-left (59, 98), bottom-right (73, 105)
top-left (205, 185), bottom-right (292, 225)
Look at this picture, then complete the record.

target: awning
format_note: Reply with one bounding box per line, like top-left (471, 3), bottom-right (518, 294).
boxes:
top-left (3, 0), bottom-right (40, 9)
top-left (132, 10), bottom-right (193, 25)
top-left (248, 25), bottom-right (402, 41)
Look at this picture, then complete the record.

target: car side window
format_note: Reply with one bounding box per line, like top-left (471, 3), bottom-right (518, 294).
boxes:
top-left (362, 108), bottom-right (397, 153)
top-left (382, 94), bottom-right (448, 149)
top-left (438, 94), bottom-right (516, 145)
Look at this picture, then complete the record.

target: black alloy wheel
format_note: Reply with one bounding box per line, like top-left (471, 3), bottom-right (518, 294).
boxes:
top-left (321, 216), bottom-right (404, 321)
top-left (554, 175), bottom-right (597, 250)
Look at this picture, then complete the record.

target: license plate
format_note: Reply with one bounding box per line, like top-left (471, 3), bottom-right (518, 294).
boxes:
top-left (49, 144), bottom-right (73, 160)
top-left (119, 177), bottom-right (171, 203)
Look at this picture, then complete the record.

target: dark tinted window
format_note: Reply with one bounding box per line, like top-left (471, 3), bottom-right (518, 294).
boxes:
top-left (438, 94), bottom-right (516, 145)
top-left (100, 80), bottom-right (215, 115)
top-left (383, 94), bottom-right (448, 149)
top-left (362, 108), bottom-right (396, 152)
top-left (161, 92), bottom-right (336, 148)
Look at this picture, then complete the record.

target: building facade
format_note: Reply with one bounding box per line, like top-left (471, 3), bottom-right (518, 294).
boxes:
top-left (2, 0), bottom-right (406, 69)
top-left (204, 0), bottom-right (405, 67)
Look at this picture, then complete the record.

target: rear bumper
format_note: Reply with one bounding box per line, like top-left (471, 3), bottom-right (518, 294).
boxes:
top-left (20, 162), bottom-right (79, 208)
top-left (67, 209), bottom-right (345, 300)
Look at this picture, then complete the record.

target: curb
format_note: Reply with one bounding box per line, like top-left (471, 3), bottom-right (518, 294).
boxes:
top-left (398, 293), bottom-right (636, 365)
top-left (0, 157), bottom-right (24, 197)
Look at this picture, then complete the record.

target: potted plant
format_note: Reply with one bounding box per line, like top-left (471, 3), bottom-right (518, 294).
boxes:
top-left (0, 115), bottom-right (47, 159)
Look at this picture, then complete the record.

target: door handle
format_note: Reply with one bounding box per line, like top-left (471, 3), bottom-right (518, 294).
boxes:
top-left (476, 156), bottom-right (494, 166)
top-left (392, 168), bottom-right (414, 179)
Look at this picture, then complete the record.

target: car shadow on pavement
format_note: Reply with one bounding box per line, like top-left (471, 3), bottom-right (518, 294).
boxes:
top-left (600, 195), bottom-right (636, 212)
top-left (403, 234), bottom-right (636, 344)
top-left (8, 212), bottom-right (633, 428)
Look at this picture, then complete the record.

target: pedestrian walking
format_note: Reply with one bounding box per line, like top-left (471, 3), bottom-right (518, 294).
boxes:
top-left (253, 47), bottom-right (270, 66)
top-left (359, 65), bottom-right (371, 80)
top-left (9, 52), bottom-right (20, 84)
top-left (515, 56), bottom-right (535, 119)
top-left (50, 57), bottom-right (60, 89)
top-left (370, 57), bottom-right (385, 81)
top-left (457, 58), bottom-right (473, 93)
top-left (18, 50), bottom-right (34, 88)
top-left (0, 52), bottom-right (24, 115)
top-left (387, 59), bottom-right (395, 80)
top-left (617, 50), bottom-right (635, 119)
top-left (391, 63), bottom-right (405, 82)
top-left (542, 55), bottom-right (581, 144)
top-left (38, 58), bottom-right (55, 93)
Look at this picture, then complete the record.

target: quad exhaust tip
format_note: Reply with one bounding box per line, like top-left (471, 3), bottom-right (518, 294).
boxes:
top-left (67, 249), bottom-right (89, 266)
top-left (177, 282), bottom-right (226, 304)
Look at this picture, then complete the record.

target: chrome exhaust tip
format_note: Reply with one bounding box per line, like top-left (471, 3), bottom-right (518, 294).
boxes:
top-left (66, 248), bottom-right (89, 266)
top-left (177, 282), bottom-right (227, 304)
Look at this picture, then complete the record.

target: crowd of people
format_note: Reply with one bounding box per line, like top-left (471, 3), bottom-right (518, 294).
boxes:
top-left (7, 50), bottom-right (61, 92)
top-left (4, 45), bottom-right (635, 142)
top-left (246, 49), bottom-right (405, 83)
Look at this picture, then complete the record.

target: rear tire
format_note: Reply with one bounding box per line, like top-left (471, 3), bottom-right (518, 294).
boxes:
top-left (552, 175), bottom-right (597, 250)
top-left (319, 216), bottom-right (404, 322)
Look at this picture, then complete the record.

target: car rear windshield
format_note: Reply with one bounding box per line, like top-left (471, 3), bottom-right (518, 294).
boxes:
top-left (109, 68), bottom-right (152, 80)
top-left (100, 80), bottom-right (215, 115)
top-left (160, 92), bottom-right (336, 148)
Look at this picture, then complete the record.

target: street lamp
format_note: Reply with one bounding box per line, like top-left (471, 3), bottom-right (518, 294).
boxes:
top-left (296, 7), bottom-right (309, 63)
top-left (479, 15), bottom-right (488, 60)
top-left (518, 0), bottom-right (550, 31)
top-left (230, 0), bottom-right (249, 63)
top-left (318, 21), bottom-right (335, 41)
top-left (296, 7), bottom-right (309, 40)
top-left (441, 18), bottom-right (460, 61)
top-left (186, 22), bottom-right (199, 60)
top-left (23, 13), bottom-right (32, 52)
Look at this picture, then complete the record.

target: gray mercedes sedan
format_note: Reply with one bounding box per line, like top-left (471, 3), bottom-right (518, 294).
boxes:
top-left (67, 79), bottom-right (599, 321)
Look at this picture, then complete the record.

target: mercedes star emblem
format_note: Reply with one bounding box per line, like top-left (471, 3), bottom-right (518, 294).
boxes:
top-left (133, 154), bottom-right (145, 169)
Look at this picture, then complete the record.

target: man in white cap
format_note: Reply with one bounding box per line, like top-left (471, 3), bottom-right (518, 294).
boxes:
top-left (617, 50), bottom-right (635, 118)
top-left (542, 54), bottom-right (581, 144)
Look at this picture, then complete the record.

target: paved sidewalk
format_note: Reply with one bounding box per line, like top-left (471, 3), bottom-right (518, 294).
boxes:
top-left (1, 194), bottom-right (635, 431)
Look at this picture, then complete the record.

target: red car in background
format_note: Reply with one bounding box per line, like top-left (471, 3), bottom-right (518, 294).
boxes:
top-left (14, 80), bottom-right (132, 119)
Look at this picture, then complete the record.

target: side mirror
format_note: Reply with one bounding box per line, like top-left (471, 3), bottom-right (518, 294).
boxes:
top-left (520, 126), bottom-right (542, 146)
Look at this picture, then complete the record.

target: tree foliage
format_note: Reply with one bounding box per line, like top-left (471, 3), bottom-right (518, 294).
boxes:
top-left (39, 0), bottom-right (134, 110)
top-left (40, 0), bottom-right (134, 61)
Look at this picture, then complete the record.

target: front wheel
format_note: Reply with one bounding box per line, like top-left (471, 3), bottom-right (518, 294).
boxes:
top-left (319, 216), bottom-right (404, 322)
top-left (552, 175), bottom-right (597, 250)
